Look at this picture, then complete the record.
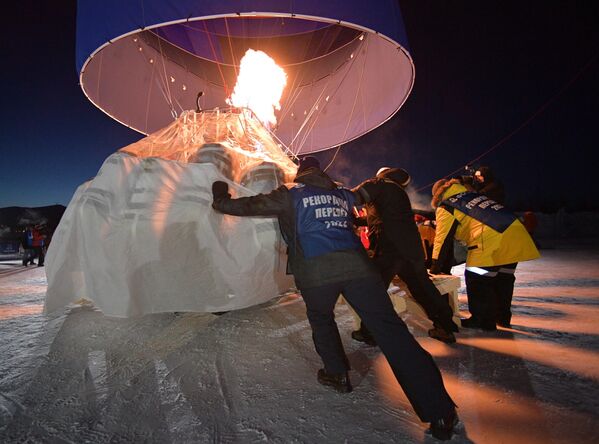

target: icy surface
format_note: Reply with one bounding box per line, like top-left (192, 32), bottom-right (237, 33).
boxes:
top-left (1, 245), bottom-right (599, 443)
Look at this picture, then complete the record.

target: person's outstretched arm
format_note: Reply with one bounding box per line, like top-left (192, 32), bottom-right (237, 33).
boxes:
top-left (211, 181), bottom-right (289, 217)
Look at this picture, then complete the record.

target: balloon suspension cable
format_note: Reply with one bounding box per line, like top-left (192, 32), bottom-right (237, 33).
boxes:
top-left (323, 144), bottom-right (342, 172)
top-left (292, 34), bottom-right (367, 156)
top-left (416, 49), bottom-right (599, 192)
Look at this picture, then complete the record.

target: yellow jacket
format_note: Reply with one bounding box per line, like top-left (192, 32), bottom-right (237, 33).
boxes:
top-left (432, 181), bottom-right (540, 267)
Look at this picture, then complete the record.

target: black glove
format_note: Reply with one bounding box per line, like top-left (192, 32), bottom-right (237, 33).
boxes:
top-left (212, 181), bottom-right (230, 201)
top-left (429, 259), bottom-right (442, 275)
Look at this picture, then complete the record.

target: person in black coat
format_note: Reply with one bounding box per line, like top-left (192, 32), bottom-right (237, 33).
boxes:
top-left (211, 157), bottom-right (458, 440)
top-left (352, 168), bottom-right (459, 344)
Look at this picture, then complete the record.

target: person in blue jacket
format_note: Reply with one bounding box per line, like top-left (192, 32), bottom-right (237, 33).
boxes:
top-left (211, 156), bottom-right (458, 441)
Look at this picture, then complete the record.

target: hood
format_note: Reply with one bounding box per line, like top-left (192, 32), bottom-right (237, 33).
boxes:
top-left (431, 179), bottom-right (467, 208)
top-left (294, 167), bottom-right (337, 190)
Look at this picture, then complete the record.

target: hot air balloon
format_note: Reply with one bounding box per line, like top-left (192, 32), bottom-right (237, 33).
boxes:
top-left (44, 0), bottom-right (414, 317)
top-left (76, 0), bottom-right (413, 154)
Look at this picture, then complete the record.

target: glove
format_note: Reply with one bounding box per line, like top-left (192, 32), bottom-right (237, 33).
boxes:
top-left (212, 181), bottom-right (230, 201)
top-left (429, 259), bottom-right (442, 275)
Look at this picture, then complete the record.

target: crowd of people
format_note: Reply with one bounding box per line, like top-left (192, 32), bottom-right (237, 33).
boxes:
top-left (211, 159), bottom-right (539, 441)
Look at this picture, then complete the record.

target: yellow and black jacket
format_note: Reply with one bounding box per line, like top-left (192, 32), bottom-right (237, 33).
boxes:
top-left (431, 180), bottom-right (539, 268)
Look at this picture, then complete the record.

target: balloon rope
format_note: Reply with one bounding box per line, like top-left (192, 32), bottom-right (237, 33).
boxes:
top-left (202, 21), bottom-right (229, 96)
top-left (323, 145), bottom-right (342, 172)
top-left (224, 17), bottom-right (239, 81)
top-left (157, 37), bottom-right (175, 115)
top-left (277, 24), bottom-right (320, 126)
top-left (416, 50), bottom-right (599, 192)
top-left (322, 35), bottom-right (369, 171)
top-left (293, 34), bottom-right (367, 155)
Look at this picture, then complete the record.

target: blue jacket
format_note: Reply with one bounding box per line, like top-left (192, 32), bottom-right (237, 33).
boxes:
top-left (212, 168), bottom-right (378, 289)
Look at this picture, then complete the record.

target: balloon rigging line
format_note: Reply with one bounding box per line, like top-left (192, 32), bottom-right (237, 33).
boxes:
top-left (293, 29), bottom-right (358, 154)
top-left (279, 25), bottom-right (358, 127)
top-left (202, 20), bottom-right (230, 96)
top-left (277, 28), bottom-right (320, 125)
top-left (293, 77), bottom-right (334, 154)
top-left (291, 35), bottom-right (367, 155)
top-left (321, 35), bottom-right (369, 167)
top-left (278, 29), bottom-right (362, 128)
top-left (323, 144), bottom-right (342, 172)
top-left (144, 53), bottom-right (156, 132)
top-left (288, 88), bottom-right (325, 153)
top-left (323, 36), bottom-right (367, 171)
top-left (416, 49), bottom-right (599, 192)
top-left (157, 37), bottom-right (177, 116)
top-left (224, 17), bottom-right (239, 81)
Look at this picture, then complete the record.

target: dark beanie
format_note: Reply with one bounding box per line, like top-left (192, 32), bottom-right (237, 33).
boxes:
top-left (297, 156), bottom-right (321, 173)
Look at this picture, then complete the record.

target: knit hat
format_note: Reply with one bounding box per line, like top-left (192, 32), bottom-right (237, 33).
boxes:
top-left (297, 156), bottom-right (320, 173)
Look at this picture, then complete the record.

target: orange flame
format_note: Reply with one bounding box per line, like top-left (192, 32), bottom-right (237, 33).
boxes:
top-left (227, 49), bottom-right (287, 128)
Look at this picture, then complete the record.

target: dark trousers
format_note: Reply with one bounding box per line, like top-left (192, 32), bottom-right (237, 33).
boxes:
top-left (464, 263), bottom-right (517, 325)
top-left (33, 246), bottom-right (45, 265)
top-left (22, 248), bottom-right (35, 265)
top-left (375, 255), bottom-right (456, 332)
top-left (300, 276), bottom-right (455, 422)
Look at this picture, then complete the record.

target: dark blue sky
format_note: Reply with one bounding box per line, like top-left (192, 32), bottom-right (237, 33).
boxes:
top-left (1, 1), bottom-right (597, 211)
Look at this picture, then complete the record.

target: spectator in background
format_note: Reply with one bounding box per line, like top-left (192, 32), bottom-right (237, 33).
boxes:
top-left (31, 225), bottom-right (46, 267)
top-left (21, 226), bottom-right (35, 266)
top-left (473, 166), bottom-right (505, 204)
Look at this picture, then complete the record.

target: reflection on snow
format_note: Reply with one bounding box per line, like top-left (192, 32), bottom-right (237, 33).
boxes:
top-left (1, 248), bottom-right (599, 443)
top-left (0, 303), bottom-right (43, 319)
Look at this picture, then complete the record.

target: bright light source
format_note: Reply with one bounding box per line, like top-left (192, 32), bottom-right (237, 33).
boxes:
top-left (226, 49), bottom-right (287, 128)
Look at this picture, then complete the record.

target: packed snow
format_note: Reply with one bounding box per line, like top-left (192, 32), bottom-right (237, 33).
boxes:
top-left (1, 242), bottom-right (598, 443)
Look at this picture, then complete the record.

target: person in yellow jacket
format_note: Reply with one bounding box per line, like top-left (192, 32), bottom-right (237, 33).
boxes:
top-left (429, 178), bottom-right (540, 330)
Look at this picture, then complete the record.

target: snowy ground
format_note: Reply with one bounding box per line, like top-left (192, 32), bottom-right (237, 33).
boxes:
top-left (1, 244), bottom-right (598, 443)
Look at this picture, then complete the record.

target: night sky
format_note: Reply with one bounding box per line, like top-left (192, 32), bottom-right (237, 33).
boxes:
top-left (1, 1), bottom-right (597, 212)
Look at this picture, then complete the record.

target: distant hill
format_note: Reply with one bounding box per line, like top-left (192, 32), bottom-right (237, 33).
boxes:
top-left (0, 205), bottom-right (66, 239)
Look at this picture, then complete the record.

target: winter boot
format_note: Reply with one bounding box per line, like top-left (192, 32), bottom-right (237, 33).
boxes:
top-left (351, 324), bottom-right (377, 346)
top-left (317, 369), bottom-right (352, 393)
top-left (428, 327), bottom-right (456, 344)
top-left (461, 317), bottom-right (496, 331)
top-left (429, 409), bottom-right (459, 441)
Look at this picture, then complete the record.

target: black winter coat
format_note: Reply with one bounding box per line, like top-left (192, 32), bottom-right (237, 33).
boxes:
top-left (353, 169), bottom-right (424, 264)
